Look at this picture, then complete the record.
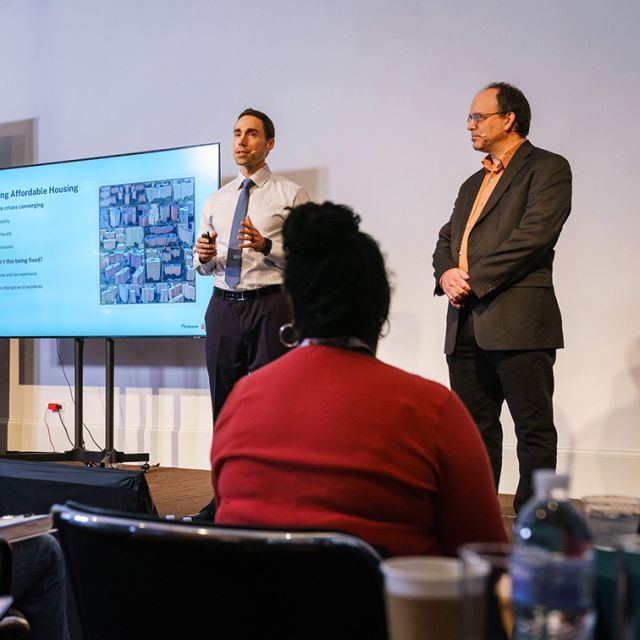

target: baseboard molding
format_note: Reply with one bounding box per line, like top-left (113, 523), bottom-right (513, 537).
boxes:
top-left (6, 418), bottom-right (212, 470)
top-left (8, 419), bottom-right (640, 495)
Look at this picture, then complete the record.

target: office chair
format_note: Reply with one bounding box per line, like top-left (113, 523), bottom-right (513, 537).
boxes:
top-left (52, 502), bottom-right (387, 640)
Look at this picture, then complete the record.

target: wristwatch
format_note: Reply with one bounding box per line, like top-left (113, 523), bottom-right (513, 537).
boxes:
top-left (261, 237), bottom-right (272, 256)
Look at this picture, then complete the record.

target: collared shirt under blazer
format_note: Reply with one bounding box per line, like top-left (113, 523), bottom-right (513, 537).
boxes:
top-left (433, 140), bottom-right (572, 354)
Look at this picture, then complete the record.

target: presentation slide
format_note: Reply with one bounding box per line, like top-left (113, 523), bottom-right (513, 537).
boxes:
top-left (0, 144), bottom-right (220, 337)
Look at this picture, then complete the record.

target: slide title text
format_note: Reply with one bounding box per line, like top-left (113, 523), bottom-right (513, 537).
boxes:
top-left (0, 184), bottom-right (79, 201)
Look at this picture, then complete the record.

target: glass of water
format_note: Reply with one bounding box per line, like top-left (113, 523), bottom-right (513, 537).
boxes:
top-left (580, 495), bottom-right (640, 548)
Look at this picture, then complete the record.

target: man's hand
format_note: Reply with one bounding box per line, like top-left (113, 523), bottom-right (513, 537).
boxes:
top-left (440, 268), bottom-right (472, 308)
top-left (196, 231), bottom-right (218, 263)
top-left (238, 215), bottom-right (265, 253)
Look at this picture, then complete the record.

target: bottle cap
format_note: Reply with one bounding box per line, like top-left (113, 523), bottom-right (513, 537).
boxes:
top-left (533, 469), bottom-right (569, 493)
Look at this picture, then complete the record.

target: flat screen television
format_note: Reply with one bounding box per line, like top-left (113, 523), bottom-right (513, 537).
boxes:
top-left (0, 143), bottom-right (220, 337)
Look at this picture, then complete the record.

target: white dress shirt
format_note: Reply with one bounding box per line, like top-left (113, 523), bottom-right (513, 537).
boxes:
top-left (194, 165), bottom-right (309, 290)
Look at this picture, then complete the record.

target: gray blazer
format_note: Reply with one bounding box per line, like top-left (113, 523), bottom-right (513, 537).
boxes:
top-left (433, 140), bottom-right (572, 355)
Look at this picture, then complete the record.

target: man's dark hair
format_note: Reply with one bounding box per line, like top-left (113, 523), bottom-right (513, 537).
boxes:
top-left (283, 201), bottom-right (391, 348)
top-left (237, 108), bottom-right (275, 140)
top-left (485, 82), bottom-right (531, 137)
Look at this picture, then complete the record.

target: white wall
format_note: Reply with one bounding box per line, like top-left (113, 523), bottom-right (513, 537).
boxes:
top-left (2, 0), bottom-right (639, 496)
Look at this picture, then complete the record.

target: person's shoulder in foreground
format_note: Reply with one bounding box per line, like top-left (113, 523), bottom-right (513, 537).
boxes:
top-left (215, 347), bottom-right (508, 555)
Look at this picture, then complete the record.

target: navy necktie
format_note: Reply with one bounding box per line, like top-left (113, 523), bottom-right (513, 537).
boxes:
top-left (225, 178), bottom-right (255, 288)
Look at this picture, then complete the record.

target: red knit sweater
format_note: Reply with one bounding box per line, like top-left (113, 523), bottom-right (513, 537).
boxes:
top-left (211, 345), bottom-right (507, 556)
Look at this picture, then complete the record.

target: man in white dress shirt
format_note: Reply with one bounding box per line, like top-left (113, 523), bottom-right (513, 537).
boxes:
top-left (195, 108), bottom-right (309, 424)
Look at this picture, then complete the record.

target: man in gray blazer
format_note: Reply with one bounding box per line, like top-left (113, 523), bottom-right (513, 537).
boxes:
top-left (433, 82), bottom-right (571, 511)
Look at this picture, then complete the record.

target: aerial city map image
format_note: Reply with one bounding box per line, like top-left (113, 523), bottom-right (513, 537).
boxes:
top-left (99, 177), bottom-right (196, 305)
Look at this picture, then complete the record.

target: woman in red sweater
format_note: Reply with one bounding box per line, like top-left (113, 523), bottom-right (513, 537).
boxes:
top-left (211, 201), bottom-right (506, 557)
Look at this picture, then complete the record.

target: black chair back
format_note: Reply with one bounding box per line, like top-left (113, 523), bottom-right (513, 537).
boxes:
top-left (52, 502), bottom-right (387, 639)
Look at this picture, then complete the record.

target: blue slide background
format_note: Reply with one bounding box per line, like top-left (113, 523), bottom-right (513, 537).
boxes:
top-left (0, 144), bottom-right (219, 337)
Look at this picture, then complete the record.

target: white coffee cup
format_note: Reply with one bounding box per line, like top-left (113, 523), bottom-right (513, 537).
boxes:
top-left (381, 556), bottom-right (488, 640)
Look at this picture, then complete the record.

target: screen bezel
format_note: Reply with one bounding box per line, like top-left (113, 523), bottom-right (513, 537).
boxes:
top-left (0, 142), bottom-right (220, 339)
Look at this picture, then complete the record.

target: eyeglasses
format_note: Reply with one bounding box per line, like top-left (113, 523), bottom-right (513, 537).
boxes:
top-left (467, 112), bottom-right (503, 125)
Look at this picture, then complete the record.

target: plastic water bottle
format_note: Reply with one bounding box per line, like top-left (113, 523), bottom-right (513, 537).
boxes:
top-left (510, 470), bottom-right (595, 639)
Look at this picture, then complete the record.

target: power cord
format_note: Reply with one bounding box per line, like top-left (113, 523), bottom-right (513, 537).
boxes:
top-left (56, 411), bottom-right (75, 447)
top-left (55, 339), bottom-right (102, 450)
top-left (43, 408), bottom-right (56, 452)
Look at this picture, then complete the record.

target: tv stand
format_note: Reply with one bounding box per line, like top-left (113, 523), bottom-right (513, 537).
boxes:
top-left (1, 338), bottom-right (149, 465)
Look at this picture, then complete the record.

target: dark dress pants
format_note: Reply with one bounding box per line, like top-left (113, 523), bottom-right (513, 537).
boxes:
top-left (446, 308), bottom-right (557, 512)
top-left (205, 291), bottom-right (292, 422)
top-left (11, 535), bottom-right (70, 640)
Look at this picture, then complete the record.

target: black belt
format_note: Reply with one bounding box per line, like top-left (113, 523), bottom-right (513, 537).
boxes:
top-left (213, 284), bottom-right (284, 301)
